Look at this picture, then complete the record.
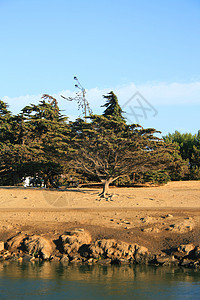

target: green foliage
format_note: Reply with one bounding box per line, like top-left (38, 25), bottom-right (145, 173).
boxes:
top-left (142, 171), bottom-right (170, 184)
top-left (102, 91), bottom-right (125, 122)
top-left (0, 95), bottom-right (70, 186)
top-left (0, 91), bottom-right (193, 190)
top-left (163, 130), bottom-right (200, 180)
top-left (69, 109), bottom-right (179, 196)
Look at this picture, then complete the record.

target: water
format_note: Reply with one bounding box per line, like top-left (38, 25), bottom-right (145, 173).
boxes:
top-left (0, 262), bottom-right (199, 299)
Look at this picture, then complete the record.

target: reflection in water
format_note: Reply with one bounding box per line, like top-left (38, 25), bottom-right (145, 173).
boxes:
top-left (0, 262), bottom-right (199, 299)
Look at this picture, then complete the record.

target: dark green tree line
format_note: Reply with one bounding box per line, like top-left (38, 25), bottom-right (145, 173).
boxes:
top-left (164, 131), bottom-right (200, 179)
top-left (0, 91), bottom-right (191, 193)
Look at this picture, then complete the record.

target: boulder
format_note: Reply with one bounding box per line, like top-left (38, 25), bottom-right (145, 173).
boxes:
top-left (61, 229), bottom-right (92, 255)
top-left (88, 239), bottom-right (149, 264)
top-left (24, 235), bottom-right (55, 260)
top-left (177, 244), bottom-right (195, 254)
top-left (156, 254), bottom-right (179, 266)
top-left (60, 255), bottom-right (70, 264)
top-left (6, 234), bottom-right (28, 251)
top-left (89, 239), bottom-right (133, 259)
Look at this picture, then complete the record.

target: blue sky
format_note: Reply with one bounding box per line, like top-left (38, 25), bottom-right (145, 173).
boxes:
top-left (0, 0), bottom-right (200, 135)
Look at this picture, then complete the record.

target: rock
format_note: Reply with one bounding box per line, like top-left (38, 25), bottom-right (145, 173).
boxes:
top-left (177, 244), bottom-right (195, 254)
top-left (140, 217), bottom-right (152, 223)
top-left (60, 255), bottom-right (69, 264)
top-left (78, 244), bottom-right (92, 258)
top-left (7, 234), bottom-right (27, 251)
top-left (18, 257), bottom-right (23, 263)
top-left (88, 239), bottom-right (149, 264)
top-left (0, 241), bottom-right (4, 252)
top-left (24, 235), bottom-right (55, 260)
top-left (51, 255), bottom-right (62, 262)
top-left (119, 258), bottom-right (131, 264)
top-left (124, 221), bottom-right (131, 224)
top-left (156, 254), bottom-right (179, 266)
top-left (19, 254), bottom-right (33, 262)
top-left (61, 229), bottom-right (92, 255)
top-left (167, 219), bottom-right (194, 233)
top-left (166, 214), bottom-right (173, 218)
top-left (194, 246), bottom-right (200, 259)
top-left (97, 258), bottom-right (111, 265)
top-left (135, 244), bottom-right (148, 256)
top-left (70, 256), bottom-right (82, 263)
top-left (180, 258), bottom-right (195, 267)
top-left (134, 245), bottom-right (151, 264)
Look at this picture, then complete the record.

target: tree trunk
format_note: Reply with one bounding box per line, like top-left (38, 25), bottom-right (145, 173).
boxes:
top-left (132, 172), bottom-right (136, 184)
top-left (99, 178), bottom-right (113, 198)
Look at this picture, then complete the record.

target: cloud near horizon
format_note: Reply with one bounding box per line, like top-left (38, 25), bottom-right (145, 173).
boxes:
top-left (2, 81), bottom-right (200, 118)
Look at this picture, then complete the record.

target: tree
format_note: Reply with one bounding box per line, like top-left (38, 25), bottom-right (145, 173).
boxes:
top-left (70, 112), bottom-right (177, 197)
top-left (20, 95), bottom-right (70, 187)
top-left (0, 100), bottom-right (13, 144)
top-left (68, 92), bottom-right (180, 197)
top-left (102, 91), bottom-right (125, 122)
top-left (164, 130), bottom-right (200, 179)
top-left (0, 95), bottom-right (70, 187)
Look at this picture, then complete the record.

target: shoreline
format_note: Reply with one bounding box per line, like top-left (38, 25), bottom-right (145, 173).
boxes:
top-left (0, 181), bottom-right (199, 269)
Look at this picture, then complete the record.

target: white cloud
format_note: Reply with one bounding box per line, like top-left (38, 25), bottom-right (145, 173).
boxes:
top-left (2, 81), bottom-right (200, 119)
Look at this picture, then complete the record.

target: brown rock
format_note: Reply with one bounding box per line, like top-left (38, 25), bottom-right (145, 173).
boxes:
top-left (194, 246), bottom-right (200, 259)
top-left (24, 235), bottom-right (55, 260)
top-left (61, 229), bottom-right (92, 255)
top-left (156, 254), bottom-right (179, 266)
top-left (177, 244), bottom-right (195, 254)
top-left (60, 255), bottom-right (69, 263)
top-left (0, 241), bottom-right (4, 252)
top-left (97, 258), bottom-right (111, 265)
top-left (7, 234), bottom-right (27, 251)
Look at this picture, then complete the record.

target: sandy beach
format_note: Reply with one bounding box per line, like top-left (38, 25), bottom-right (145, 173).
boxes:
top-left (0, 181), bottom-right (199, 254)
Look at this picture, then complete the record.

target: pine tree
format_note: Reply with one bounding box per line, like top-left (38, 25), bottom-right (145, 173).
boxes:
top-left (21, 95), bottom-right (70, 187)
top-left (0, 95), bottom-right (70, 186)
top-left (102, 91), bottom-right (125, 122)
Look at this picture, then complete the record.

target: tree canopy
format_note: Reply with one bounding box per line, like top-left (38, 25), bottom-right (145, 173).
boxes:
top-left (164, 131), bottom-right (200, 179)
top-left (102, 91), bottom-right (125, 122)
top-left (0, 91), bottom-right (195, 195)
top-left (69, 113), bottom-right (178, 196)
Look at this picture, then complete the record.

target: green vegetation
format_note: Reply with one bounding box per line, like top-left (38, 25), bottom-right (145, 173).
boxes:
top-left (163, 131), bottom-right (200, 180)
top-left (0, 91), bottom-right (198, 195)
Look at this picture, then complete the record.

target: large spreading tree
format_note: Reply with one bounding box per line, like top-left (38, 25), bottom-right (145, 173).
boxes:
top-left (70, 92), bottom-right (178, 197)
top-left (0, 91), bottom-right (190, 190)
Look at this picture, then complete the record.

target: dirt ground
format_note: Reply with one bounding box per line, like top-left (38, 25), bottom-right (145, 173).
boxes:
top-left (0, 181), bottom-right (199, 254)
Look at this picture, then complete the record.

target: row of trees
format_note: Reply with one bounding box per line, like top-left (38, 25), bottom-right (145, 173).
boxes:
top-left (163, 131), bottom-right (200, 180)
top-left (0, 91), bottom-right (196, 195)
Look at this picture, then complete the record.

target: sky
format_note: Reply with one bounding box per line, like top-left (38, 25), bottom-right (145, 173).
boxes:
top-left (0, 0), bottom-right (199, 135)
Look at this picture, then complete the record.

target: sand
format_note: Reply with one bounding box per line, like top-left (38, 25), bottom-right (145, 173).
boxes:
top-left (0, 181), bottom-right (199, 253)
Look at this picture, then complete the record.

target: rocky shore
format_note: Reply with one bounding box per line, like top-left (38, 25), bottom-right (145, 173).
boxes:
top-left (0, 182), bottom-right (199, 270)
top-left (0, 228), bottom-right (199, 269)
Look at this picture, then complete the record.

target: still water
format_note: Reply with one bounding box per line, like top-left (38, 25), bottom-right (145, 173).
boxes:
top-left (0, 262), bottom-right (199, 299)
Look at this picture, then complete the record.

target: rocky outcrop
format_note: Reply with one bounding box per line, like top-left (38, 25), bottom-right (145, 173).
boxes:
top-left (0, 230), bottom-right (199, 269)
top-left (24, 235), bottom-right (55, 260)
top-left (6, 233), bottom-right (55, 260)
top-left (88, 239), bottom-right (150, 263)
top-left (61, 229), bottom-right (92, 257)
